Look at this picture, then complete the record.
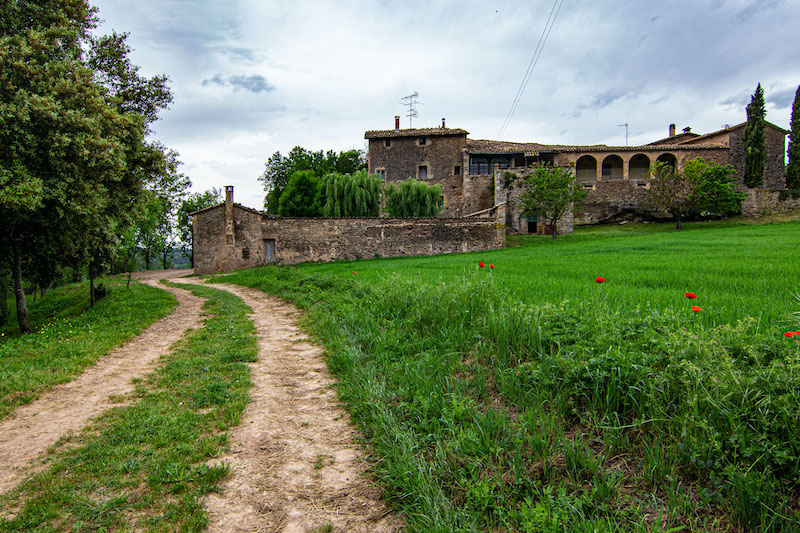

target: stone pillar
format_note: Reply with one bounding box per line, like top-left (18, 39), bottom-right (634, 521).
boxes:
top-left (225, 185), bottom-right (234, 246)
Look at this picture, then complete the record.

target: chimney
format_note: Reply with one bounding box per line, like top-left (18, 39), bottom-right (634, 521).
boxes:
top-left (683, 126), bottom-right (692, 133)
top-left (669, 123), bottom-right (676, 137)
top-left (442, 117), bottom-right (446, 128)
top-left (394, 115), bottom-right (400, 130)
top-left (225, 186), bottom-right (234, 245)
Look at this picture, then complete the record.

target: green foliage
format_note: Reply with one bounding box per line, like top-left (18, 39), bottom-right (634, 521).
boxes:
top-left (384, 178), bottom-right (443, 217)
top-left (683, 157), bottom-right (744, 216)
top-left (217, 221), bottom-right (800, 531)
top-left (744, 83), bottom-right (767, 188)
top-left (643, 157), bottom-right (742, 229)
top-left (176, 188), bottom-right (223, 265)
top-left (259, 147), bottom-right (366, 213)
top-left (520, 165), bottom-right (587, 239)
top-left (277, 170), bottom-right (323, 217)
top-left (0, 283), bottom-right (258, 530)
top-left (322, 170), bottom-right (382, 217)
top-left (787, 85), bottom-right (800, 190)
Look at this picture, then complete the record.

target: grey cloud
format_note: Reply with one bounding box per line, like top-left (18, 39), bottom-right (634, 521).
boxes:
top-left (229, 75), bottom-right (275, 93)
top-left (736, 0), bottom-right (783, 23)
top-left (574, 89), bottom-right (632, 115)
top-left (719, 90), bottom-right (751, 109)
top-left (766, 86), bottom-right (798, 109)
top-left (202, 74), bottom-right (276, 93)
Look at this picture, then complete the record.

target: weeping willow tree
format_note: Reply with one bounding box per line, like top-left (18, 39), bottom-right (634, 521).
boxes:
top-left (322, 170), bottom-right (382, 217)
top-left (384, 178), bottom-right (443, 218)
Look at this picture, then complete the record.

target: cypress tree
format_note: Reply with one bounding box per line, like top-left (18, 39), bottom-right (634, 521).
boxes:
top-left (787, 84), bottom-right (800, 190)
top-left (744, 83), bottom-right (767, 188)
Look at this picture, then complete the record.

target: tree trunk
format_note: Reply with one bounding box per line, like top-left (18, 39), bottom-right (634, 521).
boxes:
top-left (89, 261), bottom-right (96, 307)
top-left (12, 244), bottom-right (31, 333)
top-left (144, 251), bottom-right (151, 270)
top-left (162, 248), bottom-right (168, 270)
top-left (0, 271), bottom-right (9, 326)
top-left (675, 213), bottom-right (683, 230)
top-left (550, 219), bottom-right (559, 240)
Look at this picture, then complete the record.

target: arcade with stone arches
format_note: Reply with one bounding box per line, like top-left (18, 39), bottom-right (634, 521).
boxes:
top-left (572, 151), bottom-right (683, 184)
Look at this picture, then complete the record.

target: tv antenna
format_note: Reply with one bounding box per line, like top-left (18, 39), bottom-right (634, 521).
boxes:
top-left (618, 123), bottom-right (629, 146)
top-left (400, 92), bottom-right (421, 128)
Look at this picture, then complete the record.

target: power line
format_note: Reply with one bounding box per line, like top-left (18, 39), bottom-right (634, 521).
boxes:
top-left (497, 0), bottom-right (565, 140)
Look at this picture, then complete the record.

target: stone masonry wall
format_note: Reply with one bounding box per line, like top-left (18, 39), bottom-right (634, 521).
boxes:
top-left (261, 216), bottom-right (503, 265)
top-left (741, 189), bottom-right (800, 217)
top-left (494, 167), bottom-right (574, 236)
top-left (193, 203), bottom-right (505, 273)
top-left (728, 126), bottom-right (786, 190)
top-left (193, 204), bottom-right (265, 274)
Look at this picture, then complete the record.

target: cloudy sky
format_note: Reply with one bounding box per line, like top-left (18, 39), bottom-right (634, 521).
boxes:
top-left (91, 0), bottom-right (800, 209)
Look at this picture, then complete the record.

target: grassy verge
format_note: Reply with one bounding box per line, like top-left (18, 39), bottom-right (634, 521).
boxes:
top-left (0, 277), bottom-right (176, 420)
top-left (214, 222), bottom-right (800, 531)
top-left (0, 283), bottom-right (257, 531)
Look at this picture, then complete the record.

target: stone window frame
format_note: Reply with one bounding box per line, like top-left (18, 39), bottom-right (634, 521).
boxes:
top-left (384, 139), bottom-right (391, 148)
top-left (418, 163), bottom-right (430, 180)
top-left (454, 165), bottom-right (461, 175)
top-left (375, 168), bottom-right (386, 180)
top-left (418, 137), bottom-right (427, 146)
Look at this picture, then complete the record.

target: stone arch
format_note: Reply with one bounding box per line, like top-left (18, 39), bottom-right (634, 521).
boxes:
top-left (576, 155), bottom-right (597, 182)
top-left (656, 153), bottom-right (677, 171)
top-left (629, 153), bottom-right (650, 181)
top-left (601, 154), bottom-right (623, 180)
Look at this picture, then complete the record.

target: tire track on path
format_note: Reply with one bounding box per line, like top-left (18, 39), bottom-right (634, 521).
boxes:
top-left (182, 280), bottom-right (402, 533)
top-left (0, 272), bottom-right (203, 495)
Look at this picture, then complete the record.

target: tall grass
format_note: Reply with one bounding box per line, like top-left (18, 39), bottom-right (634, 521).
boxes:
top-left (216, 221), bottom-right (800, 531)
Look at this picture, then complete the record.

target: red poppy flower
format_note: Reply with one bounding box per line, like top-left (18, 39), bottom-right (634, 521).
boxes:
top-left (691, 306), bottom-right (702, 312)
top-left (786, 331), bottom-right (796, 337)
top-left (685, 292), bottom-right (697, 299)
top-left (490, 264), bottom-right (495, 269)
top-left (595, 276), bottom-right (606, 283)
top-left (352, 271), bottom-right (357, 276)
top-left (478, 261), bottom-right (485, 268)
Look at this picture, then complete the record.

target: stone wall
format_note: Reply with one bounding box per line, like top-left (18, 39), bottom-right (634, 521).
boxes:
top-left (741, 189), bottom-right (800, 217)
top-left (193, 202), bottom-right (505, 273)
top-left (193, 204), bottom-right (266, 274)
top-left (494, 167), bottom-right (574, 236)
top-left (261, 216), bottom-right (503, 266)
top-left (728, 126), bottom-right (786, 190)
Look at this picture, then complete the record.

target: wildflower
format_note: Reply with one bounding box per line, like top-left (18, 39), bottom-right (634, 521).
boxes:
top-left (691, 306), bottom-right (702, 312)
top-left (684, 292), bottom-right (697, 299)
top-left (490, 264), bottom-right (495, 269)
top-left (352, 271), bottom-right (357, 277)
top-left (595, 276), bottom-right (606, 283)
top-left (478, 261), bottom-right (485, 268)
top-left (785, 331), bottom-right (800, 338)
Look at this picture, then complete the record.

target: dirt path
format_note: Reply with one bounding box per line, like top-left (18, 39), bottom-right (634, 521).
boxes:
top-left (0, 270), bottom-right (202, 495)
top-left (178, 279), bottom-right (402, 533)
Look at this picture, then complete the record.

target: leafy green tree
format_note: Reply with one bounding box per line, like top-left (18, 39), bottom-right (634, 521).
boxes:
top-left (259, 147), bottom-right (365, 212)
top-left (176, 188), bottom-right (223, 267)
top-left (322, 170), bottom-right (382, 217)
top-left (384, 178), bottom-right (443, 218)
top-left (0, 1), bottom-right (176, 329)
top-left (277, 171), bottom-right (323, 217)
top-left (520, 165), bottom-right (587, 240)
top-left (787, 85), bottom-right (800, 190)
top-left (642, 158), bottom-right (742, 230)
top-left (744, 83), bottom-right (767, 188)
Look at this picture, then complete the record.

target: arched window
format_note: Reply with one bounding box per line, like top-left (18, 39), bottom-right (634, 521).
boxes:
top-left (576, 155), bottom-right (597, 182)
top-left (629, 154), bottom-right (650, 181)
top-left (601, 155), bottom-right (624, 180)
top-left (656, 153), bottom-right (677, 171)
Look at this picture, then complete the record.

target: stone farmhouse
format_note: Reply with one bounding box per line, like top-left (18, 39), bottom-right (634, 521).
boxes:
top-left (365, 116), bottom-right (788, 233)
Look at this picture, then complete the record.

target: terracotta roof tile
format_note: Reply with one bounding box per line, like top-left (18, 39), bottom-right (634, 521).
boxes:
top-left (365, 127), bottom-right (469, 139)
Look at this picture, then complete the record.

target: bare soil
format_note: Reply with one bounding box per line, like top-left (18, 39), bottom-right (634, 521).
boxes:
top-left (179, 279), bottom-right (402, 533)
top-left (0, 270), bottom-right (202, 495)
